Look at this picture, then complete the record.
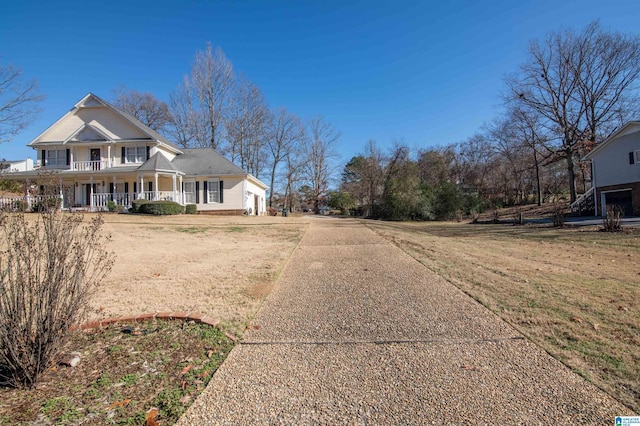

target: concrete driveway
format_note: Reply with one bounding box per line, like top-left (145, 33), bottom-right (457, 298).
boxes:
top-left (177, 218), bottom-right (632, 425)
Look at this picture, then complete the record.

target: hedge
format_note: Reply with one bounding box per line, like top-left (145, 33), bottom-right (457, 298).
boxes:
top-left (138, 201), bottom-right (185, 215)
top-left (131, 199), bottom-right (150, 213)
top-left (185, 204), bottom-right (197, 214)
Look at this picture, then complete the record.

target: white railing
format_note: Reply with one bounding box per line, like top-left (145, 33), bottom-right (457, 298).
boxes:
top-left (569, 187), bottom-right (595, 213)
top-left (92, 193), bottom-right (131, 210)
top-left (136, 191), bottom-right (182, 203)
top-left (0, 195), bottom-right (64, 211)
top-left (72, 160), bottom-right (109, 171)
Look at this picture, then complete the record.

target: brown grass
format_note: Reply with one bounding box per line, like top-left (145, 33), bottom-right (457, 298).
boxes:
top-left (86, 213), bottom-right (308, 333)
top-left (366, 220), bottom-right (640, 413)
top-left (0, 213), bottom-right (308, 424)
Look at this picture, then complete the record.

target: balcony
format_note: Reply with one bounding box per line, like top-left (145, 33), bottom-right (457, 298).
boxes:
top-left (71, 160), bottom-right (110, 171)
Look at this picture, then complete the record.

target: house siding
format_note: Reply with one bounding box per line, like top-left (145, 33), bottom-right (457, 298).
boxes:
top-left (195, 177), bottom-right (244, 212)
top-left (592, 130), bottom-right (640, 188)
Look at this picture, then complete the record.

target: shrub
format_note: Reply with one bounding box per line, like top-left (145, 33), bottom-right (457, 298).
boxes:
top-left (139, 201), bottom-right (184, 215)
top-left (131, 199), bottom-right (150, 213)
top-left (31, 197), bottom-right (62, 212)
top-left (106, 200), bottom-right (117, 212)
top-left (13, 200), bottom-right (29, 212)
top-left (266, 207), bottom-right (278, 216)
top-left (0, 210), bottom-right (114, 388)
top-left (185, 204), bottom-right (197, 215)
top-left (602, 206), bottom-right (623, 232)
top-left (551, 204), bottom-right (566, 227)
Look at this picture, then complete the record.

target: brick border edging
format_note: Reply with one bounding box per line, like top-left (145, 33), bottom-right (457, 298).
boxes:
top-left (69, 312), bottom-right (220, 332)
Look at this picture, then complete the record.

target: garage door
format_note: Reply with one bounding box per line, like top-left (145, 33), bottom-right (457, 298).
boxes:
top-left (604, 190), bottom-right (633, 216)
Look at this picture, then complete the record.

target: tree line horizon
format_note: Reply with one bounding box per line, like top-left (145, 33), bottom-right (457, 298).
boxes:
top-left (2, 21), bottom-right (639, 218)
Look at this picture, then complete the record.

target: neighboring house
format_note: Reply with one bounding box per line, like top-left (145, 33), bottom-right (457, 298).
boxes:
top-left (0, 158), bottom-right (34, 173)
top-left (582, 121), bottom-right (640, 216)
top-left (1, 93), bottom-right (267, 214)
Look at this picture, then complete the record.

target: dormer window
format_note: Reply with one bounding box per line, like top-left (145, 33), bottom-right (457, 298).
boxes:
top-left (125, 146), bottom-right (147, 163)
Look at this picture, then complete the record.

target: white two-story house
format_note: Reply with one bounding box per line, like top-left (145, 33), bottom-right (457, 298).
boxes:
top-left (582, 121), bottom-right (640, 216)
top-left (2, 93), bottom-right (267, 215)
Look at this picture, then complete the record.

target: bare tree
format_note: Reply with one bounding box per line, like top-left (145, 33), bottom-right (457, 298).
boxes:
top-left (283, 148), bottom-right (304, 212)
top-left (169, 43), bottom-right (235, 150)
top-left (265, 108), bottom-right (305, 207)
top-left (301, 116), bottom-right (340, 213)
top-left (342, 140), bottom-right (385, 216)
top-left (226, 77), bottom-right (270, 177)
top-left (506, 21), bottom-right (640, 202)
top-left (0, 63), bottom-right (44, 143)
top-left (112, 87), bottom-right (172, 133)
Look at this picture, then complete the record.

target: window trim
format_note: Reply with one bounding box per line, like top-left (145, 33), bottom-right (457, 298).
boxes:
top-left (45, 149), bottom-right (67, 167)
top-left (124, 146), bottom-right (147, 164)
top-left (207, 179), bottom-right (220, 203)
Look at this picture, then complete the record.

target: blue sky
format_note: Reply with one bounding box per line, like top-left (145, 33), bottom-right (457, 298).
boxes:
top-left (2, 0), bottom-right (640, 170)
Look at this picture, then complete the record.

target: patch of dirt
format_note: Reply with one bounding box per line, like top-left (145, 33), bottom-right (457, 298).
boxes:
top-left (244, 281), bottom-right (275, 299)
top-left (0, 320), bottom-right (235, 425)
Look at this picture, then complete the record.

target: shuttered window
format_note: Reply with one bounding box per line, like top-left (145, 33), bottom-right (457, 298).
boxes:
top-left (45, 149), bottom-right (67, 167)
top-left (207, 179), bottom-right (220, 203)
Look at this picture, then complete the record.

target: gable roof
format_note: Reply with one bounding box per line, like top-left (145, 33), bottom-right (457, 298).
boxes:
top-left (584, 121), bottom-right (640, 160)
top-left (28, 93), bottom-right (182, 154)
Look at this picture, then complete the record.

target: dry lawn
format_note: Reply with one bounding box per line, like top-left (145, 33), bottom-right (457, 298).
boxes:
top-left (366, 220), bottom-right (640, 413)
top-left (90, 214), bottom-right (308, 332)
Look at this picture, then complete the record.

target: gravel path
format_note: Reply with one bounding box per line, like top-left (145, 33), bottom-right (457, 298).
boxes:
top-left (177, 217), bottom-right (632, 425)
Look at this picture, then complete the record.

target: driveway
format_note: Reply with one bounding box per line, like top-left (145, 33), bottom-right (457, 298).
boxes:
top-left (177, 217), bottom-right (632, 424)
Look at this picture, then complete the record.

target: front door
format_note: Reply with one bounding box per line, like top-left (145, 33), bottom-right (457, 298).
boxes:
top-left (84, 184), bottom-right (97, 206)
top-left (90, 149), bottom-right (101, 170)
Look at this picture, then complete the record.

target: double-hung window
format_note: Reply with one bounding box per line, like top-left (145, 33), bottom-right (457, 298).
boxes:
top-left (125, 146), bottom-right (146, 163)
top-left (46, 149), bottom-right (67, 167)
top-left (207, 179), bottom-right (220, 203)
top-left (184, 182), bottom-right (195, 204)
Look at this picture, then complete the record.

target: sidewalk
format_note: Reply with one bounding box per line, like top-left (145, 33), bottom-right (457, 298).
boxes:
top-left (177, 218), bottom-right (631, 424)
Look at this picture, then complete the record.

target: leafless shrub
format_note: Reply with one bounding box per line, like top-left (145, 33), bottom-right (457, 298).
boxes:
top-left (602, 206), bottom-right (623, 232)
top-left (491, 209), bottom-right (500, 224)
top-left (551, 202), bottom-right (567, 227)
top-left (0, 209), bottom-right (114, 388)
top-left (512, 208), bottom-right (525, 225)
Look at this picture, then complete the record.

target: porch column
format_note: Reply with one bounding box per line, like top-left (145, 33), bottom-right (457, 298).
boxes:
top-left (154, 173), bottom-right (159, 201)
top-left (89, 176), bottom-right (94, 210)
top-left (107, 145), bottom-right (111, 168)
top-left (59, 177), bottom-right (64, 209)
top-left (179, 175), bottom-right (183, 205)
top-left (69, 149), bottom-right (74, 171)
top-left (139, 175), bottom-right (144, 199)
top-left (112, 175), bottom-right (117, 202)
top-left (172, 174), bottom-right (177, 203)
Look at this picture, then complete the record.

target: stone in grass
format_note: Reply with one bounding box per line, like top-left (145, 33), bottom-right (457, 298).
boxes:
top-left (60, 352), bottom-right (82, 367)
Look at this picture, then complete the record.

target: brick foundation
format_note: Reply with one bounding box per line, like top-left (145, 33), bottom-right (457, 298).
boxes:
top-left (197, 209), bottom-right (249, 216)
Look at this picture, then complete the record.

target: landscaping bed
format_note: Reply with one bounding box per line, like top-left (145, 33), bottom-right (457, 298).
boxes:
top-left (0, 319), bottom-right (235, 425)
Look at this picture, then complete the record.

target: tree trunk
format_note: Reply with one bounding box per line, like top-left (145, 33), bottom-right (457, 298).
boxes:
top-left (268, 162), bottom-right (277, 207)
top-left (533, 150), bottom-right (542, 206)
top-left (566, 148), bottom-right (577, 203)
